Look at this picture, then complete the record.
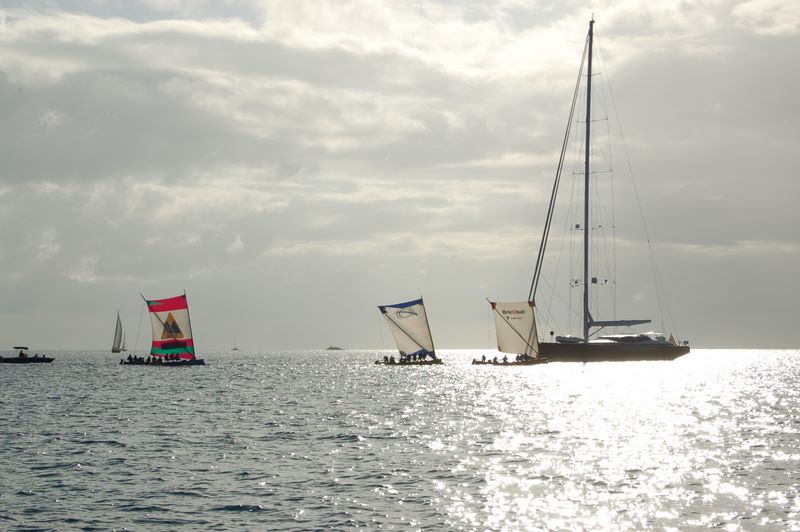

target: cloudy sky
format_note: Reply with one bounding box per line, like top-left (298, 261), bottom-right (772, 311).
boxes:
top-left (0, 0), bottom-right (797, 351)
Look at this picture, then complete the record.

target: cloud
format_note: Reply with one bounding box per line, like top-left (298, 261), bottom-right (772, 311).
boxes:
top-left (0, 1), bottom-right (797, 348)
top-left (733, 0), bottom-right (800, 35)
top-left (227, 233), bottom-right (244, 255)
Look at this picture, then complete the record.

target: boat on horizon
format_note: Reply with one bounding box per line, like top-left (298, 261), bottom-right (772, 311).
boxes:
top-left (111, 312), bottom-right (124, 353)
top-left (499, 19), bottom-right (689, 363)
top-left (1, 346), bottom-right (54, 364)
top-left (121, 293), bottom-right (205, 366)
top-left (375, 297), bottom-right (442, 365)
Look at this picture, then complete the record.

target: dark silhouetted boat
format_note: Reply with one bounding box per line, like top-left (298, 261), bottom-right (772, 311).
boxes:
top-left (1, 346), bottom-right (54, 364)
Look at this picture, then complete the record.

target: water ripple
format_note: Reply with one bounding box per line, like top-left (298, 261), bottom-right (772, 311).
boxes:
top-left (2, 349), bottom-right (800, 529)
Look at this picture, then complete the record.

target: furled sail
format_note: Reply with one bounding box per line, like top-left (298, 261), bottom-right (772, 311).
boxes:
top-left (378, 298), bottom-right (435, 358)
top-left (111, 312), bottom-right (123, 353)
top-left (145, 293), bottom-right (195, 360)
top-left (490, 301), bottom-right (539, 356)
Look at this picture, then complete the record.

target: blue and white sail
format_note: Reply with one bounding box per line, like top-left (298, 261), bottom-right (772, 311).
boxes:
top-left (489, 301), bottom-right (539, 356)
top-left (378, 298), bottom-right (436, 358)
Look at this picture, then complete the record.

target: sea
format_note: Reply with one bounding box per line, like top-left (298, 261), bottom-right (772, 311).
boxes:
top-left (1, 349), bottom-right (799, 531)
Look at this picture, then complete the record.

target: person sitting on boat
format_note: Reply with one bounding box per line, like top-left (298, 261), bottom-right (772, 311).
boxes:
top-left (127, 354), bottom-right (133, 363)
top-left (389, 355), bottom-right (396, 364)
top-left (493, 356), bottom-right (498, 364)
top-left (383, 355), bottom-right (389, 364)
top-left (481, 354), bottom-right (486, 362)
top-left (502, 355), bottom-right (508, 364)
top-left (18, 350), bottom-right (26, 358)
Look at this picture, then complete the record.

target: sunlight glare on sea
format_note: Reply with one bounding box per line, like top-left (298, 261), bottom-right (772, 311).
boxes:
top-left (1, 349), bottom-right (799, 530)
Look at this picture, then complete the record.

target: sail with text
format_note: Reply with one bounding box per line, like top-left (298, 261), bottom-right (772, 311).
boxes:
top-left (146, 294), bottom-right (195, 360)
top-left (378, 298), bottom-right (436, 359)
top-left (490, 301), bottom-right (539, 357)
top-left (111, 312), bottom-right (123, 353)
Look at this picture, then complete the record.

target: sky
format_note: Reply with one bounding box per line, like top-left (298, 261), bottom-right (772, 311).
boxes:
top-left (0, 0), bottom-right (798, 351)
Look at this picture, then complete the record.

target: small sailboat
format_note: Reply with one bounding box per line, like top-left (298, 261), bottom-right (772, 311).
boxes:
top-left (473, 301), bottom-right (547, 365)
top-left (111, 312), bottom-right (124, 353)
top-left (231, 337), bottom-right (239, 351)
top-left (0, 346), bottom-right (54, 364)
top-left (122, 293), bottom-right (205, 366)
top-left (376, 297), bottom-right (442, 365)
top-left (518, 19), bottom-right (690, 362)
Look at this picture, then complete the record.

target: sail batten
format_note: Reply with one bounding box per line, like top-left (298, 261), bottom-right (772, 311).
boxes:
top-left (490, 301), bottom-right (539, 356)
top-left (378, 298), bottom-right (435, 357)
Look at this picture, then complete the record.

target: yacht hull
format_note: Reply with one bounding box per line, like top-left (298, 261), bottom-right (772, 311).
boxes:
top-left (539, 342), bottom-right (689, 362)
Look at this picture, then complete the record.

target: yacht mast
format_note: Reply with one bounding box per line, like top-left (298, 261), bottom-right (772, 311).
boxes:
top-left (583, 19), bottom-right (594, 343)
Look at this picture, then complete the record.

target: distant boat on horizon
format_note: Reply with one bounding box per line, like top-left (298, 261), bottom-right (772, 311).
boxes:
top-left (232, 336), bottom-right (239, 351)
top-left (111, 312), bottom-right (124, 354)
top-left (375, 297), bottom-right (442, 365)
top-left (1, 346), bottom-right (54, 364)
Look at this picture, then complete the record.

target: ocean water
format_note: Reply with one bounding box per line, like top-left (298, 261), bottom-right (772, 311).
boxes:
top-left (1, 349), bottom-right (799, 530)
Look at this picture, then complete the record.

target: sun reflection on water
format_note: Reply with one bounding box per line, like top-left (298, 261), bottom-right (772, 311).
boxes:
top-left (425, 350), bottom-right (800, 530)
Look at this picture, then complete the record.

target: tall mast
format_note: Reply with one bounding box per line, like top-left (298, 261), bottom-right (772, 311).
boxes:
top-left (583, 19), bottom-right (594, 343)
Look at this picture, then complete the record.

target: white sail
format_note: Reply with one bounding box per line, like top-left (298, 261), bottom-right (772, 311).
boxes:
top-left (112, 312), bottom-right (123, 353)
top-left (378, 298), bottom-right (435, 357)
top-left (490, 301), bottom-right (539, 356)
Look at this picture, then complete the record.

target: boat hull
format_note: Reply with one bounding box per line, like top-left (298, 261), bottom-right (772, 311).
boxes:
top-left (375, 359), bottom-right (443, 366)
top-left (122, 359), bottom-right (205, 366)
top-left (1, 357), bottom-right (54, 364)
top-left (538, 342), bottom-right (689, 362)
top-left (472, 358), bottom-right (548, 366)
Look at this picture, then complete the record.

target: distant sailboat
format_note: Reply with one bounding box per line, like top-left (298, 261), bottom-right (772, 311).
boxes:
top-left (122, 293), bottom-right (205, 366)
top-left (111, 312), bottom-right (124, 353)
top-left (376, 297), bottom-right (442, 365)
top-left (231, 337), bottom-right (239, 351)
top-left (473, 301), bottom-right (547, 365)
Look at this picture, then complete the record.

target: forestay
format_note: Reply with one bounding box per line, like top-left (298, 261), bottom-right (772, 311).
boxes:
top-left (378, 298), bottom-right (435, 358)
top-left (490, 301), bottom-right (539, 356)
top-left (146, 294), bottom-right (196, 360)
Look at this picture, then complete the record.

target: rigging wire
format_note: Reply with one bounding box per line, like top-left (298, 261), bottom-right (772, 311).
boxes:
top-left (598, 43), bottom-right (681, 339)
top-left (528, 32), bottom-right (589, 304)
top-left (133, 297), bottom-right (145, 357)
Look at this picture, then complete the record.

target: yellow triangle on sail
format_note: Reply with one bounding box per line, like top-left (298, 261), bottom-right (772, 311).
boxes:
top-left (161, 312), bottom-right (184, 339)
